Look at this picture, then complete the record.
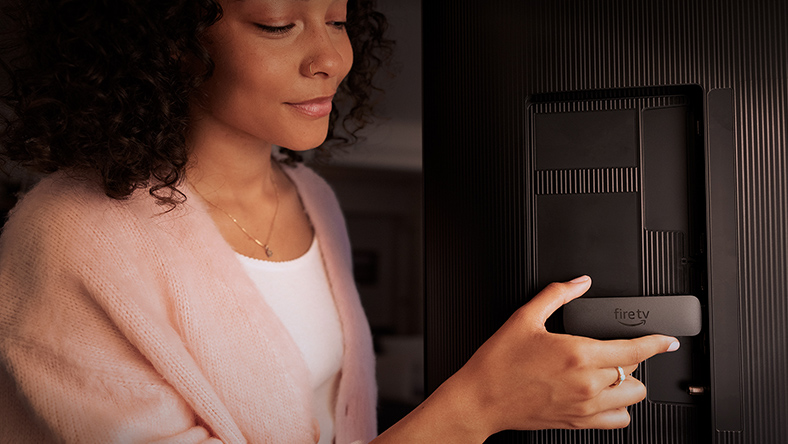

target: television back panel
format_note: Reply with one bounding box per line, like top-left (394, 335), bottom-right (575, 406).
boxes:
top-left (424, 1), bottom-right (788, 443)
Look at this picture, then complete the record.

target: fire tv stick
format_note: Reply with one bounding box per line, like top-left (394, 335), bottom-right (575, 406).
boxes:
top-left (563, 295), bottom-right (702, 339)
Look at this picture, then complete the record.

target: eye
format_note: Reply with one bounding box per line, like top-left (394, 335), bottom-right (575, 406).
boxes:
top-left (328, 21), bottom-right (347, 30)
top-left (255, 23), bottom-right (296, 35)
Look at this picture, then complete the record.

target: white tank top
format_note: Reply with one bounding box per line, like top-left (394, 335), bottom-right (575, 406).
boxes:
top-left (235, 236), bottom-right (344, 444)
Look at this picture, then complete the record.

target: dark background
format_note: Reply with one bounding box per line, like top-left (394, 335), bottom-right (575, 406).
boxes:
top-left (424, 0), bottom-right (787, 443)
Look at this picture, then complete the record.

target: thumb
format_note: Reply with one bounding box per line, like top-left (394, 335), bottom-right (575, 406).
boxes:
top-left (525, 276), bottom-right (592, 325)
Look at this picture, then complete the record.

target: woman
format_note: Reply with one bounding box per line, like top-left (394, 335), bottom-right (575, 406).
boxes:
top-left (0, 0), bottom-right (679, 442)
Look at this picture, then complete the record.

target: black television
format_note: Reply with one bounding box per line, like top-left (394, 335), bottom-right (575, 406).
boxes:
top-left (423, 1), bottom-right (787, 443)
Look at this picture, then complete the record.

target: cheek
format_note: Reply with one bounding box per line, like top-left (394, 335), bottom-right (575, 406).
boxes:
top-left (207, 49), bottom-right (285, 110)
top-left (210, 44), bottom-right (256, 88)
top-left (339, 38), bottom-right (354, 79)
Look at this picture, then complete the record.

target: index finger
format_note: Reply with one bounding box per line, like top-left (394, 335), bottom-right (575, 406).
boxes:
top-left (596, 335), bottom-right (681, 367)
top-left (523, 276), bottom-right (593, 325)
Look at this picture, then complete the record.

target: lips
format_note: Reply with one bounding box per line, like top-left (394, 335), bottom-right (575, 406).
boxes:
top-left (286, 96), bottom-right (334, 118)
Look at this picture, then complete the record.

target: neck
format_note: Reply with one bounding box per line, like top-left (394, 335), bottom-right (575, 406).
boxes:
top-left (186, 113), bottom-right (278, 203)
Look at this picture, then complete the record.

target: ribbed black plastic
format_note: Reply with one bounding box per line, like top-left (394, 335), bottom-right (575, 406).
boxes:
top-left (424, 0), bottom-right (787, 443)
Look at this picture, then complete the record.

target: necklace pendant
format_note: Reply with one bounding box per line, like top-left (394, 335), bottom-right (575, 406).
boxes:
top-left (264, 245), bottom-right (274, 258)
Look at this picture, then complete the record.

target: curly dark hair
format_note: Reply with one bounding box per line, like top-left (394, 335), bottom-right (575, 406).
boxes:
top-left (0, 0), bottom-right (393, 207)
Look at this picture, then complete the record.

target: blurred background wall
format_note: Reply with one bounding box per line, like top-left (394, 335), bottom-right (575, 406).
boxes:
top-left (313, 0), bottom-right (424, 430)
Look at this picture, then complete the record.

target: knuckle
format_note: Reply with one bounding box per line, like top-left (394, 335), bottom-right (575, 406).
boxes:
top-left (633, 380), bottom-right (647, 402)
top-left (564, 344), bottom-right (590, 369)
top-left (576, 380), bottom-right (597, 399)
top-left (616, 411), bottom-right (632, 429)
top-left (635, 346), bottom-right (644, 363)
top-left (564, 353), bottom-right (582, 369)
top-left (562, 412), bottom-right (589, 430)
top-left (510, 305), bottom-right (531, 323)
top-left (598, 409), bottom-right (632, 430)
top-left (572, 400), bottom-right (597, 419)
top-left (542, 281), bottom-right (569, 299)
top-left (545, 281), bottom-right (564, 292)
top-left (629, 343), bottom-right (644, 363)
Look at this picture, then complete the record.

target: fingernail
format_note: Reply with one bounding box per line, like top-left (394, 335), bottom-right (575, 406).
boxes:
top-left (667, 340), bottom-right (680, 352)
top-left (569, 275), bottom-right (590, 283)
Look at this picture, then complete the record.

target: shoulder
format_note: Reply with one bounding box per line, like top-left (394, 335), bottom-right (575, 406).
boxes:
top-left (5, 173), bottom-right (136, 236)
top-left (0, 172), bottom-right (188, 267)
top-left (3, 174), bottom-right (111, 249)
top-left (0, 174), bottom-right (135, 332)
top-left (7, 173), bottom-right (111, 222)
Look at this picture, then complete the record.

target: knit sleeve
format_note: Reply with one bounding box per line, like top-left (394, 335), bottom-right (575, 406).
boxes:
top-left (0, 181), bottom-right (225, 443)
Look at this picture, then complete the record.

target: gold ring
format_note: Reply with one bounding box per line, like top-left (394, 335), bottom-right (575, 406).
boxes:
top-left (611, 366), bottom-right (626, 387)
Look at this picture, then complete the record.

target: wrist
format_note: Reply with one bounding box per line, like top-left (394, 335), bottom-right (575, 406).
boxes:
top-left (373, 370), bottom-right (492, 443)
top-left (430, 368), bottom-right (496, 441)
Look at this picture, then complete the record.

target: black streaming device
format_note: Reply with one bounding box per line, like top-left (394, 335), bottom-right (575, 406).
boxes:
top-left (563, 295), bottom-right (702, 339)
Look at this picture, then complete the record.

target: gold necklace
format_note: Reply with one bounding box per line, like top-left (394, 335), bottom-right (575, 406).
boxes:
top-left (194, 175), bottom-right (280, 258)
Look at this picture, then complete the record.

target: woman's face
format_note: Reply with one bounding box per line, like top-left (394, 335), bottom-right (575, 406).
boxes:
top-left (195, 0), bottom-right (353, 151)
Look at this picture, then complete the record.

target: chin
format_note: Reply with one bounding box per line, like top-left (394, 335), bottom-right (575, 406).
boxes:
top-left (285, 138), bottom-right (328, 152)
top-left (280, 130), bottom-right (331, 152)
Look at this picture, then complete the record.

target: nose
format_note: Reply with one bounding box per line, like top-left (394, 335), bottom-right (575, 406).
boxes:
top-left (301, 25), bottom-right (350, 78)
top-left (311, 418), bottom-right (320, 443)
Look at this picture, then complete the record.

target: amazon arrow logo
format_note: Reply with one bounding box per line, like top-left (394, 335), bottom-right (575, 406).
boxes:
top-left (614, 308), bottom-right (650, 327)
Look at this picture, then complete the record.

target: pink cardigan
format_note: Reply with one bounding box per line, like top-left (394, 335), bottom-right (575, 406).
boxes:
top-left (0, 164), bottom-right (377, 443)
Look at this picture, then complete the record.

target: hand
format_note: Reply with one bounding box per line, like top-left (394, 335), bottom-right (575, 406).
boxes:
top-left (447, 276), bottom-right (680, 436)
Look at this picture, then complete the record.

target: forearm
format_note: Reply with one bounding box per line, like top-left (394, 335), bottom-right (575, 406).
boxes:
top-left (372, 371), bottom-right (491, 444)
top-left (373, 278), bottom-right (681, 441)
